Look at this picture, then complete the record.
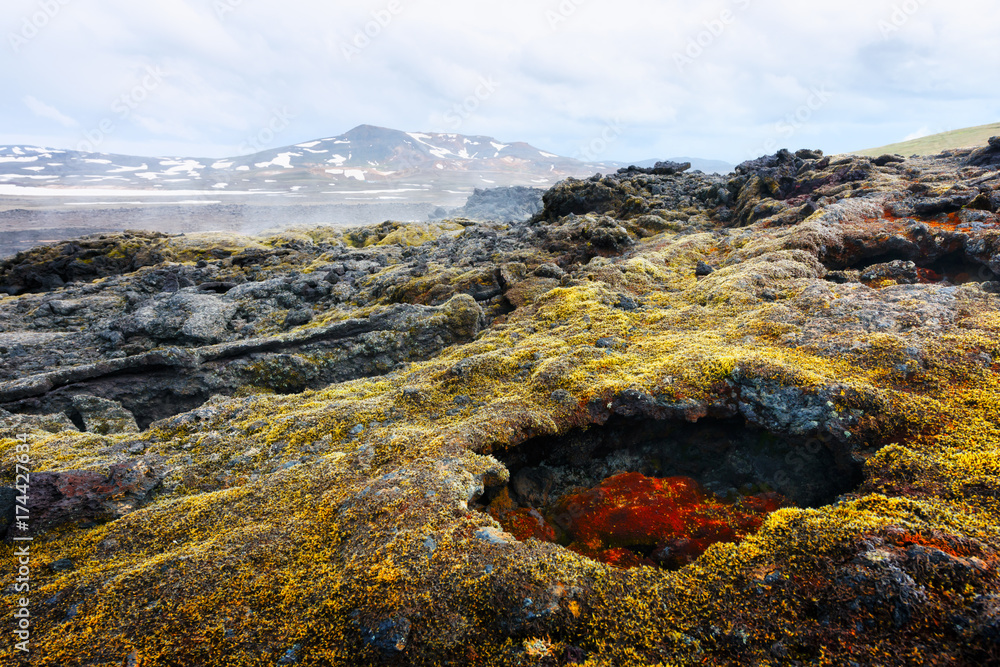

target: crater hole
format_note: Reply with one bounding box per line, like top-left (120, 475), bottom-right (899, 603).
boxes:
top-left (825, 250), bottom-right (997, 286)
top-left (480, 416), bottom-right (863, 570)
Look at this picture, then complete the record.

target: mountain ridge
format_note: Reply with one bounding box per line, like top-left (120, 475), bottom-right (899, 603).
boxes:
top-left (0, 125), bottom-right (614, 200)
top-left (0, 125), bottom-right (733, 202)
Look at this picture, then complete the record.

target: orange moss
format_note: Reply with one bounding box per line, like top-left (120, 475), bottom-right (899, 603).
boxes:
top-left (550, 472), bottom-right (787, 569)
top-left (488, 487), bottom-right (557, 542)
top-left (499, 508), bottom-right (558, 543)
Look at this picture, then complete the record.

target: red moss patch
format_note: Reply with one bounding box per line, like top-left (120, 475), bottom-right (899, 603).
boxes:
top-left (487, 487), bottom-right (558, 542)
top-left (499, 507), bottom-right (558, 542)
top-left (549, 472), bottom-right (787, 569)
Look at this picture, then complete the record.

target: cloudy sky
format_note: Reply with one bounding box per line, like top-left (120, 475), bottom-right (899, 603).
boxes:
top-left (1, 0), bottom-right (997, 164)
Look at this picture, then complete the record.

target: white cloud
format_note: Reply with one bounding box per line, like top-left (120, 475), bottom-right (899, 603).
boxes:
top-left (903, 127), bottom-right (933, 142)
top-left (22, 95), bottom-right (78, 128)
top-left (2, 0), bottom-right (999, 162)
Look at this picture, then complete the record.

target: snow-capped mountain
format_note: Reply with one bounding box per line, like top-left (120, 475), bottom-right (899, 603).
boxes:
top-left (0, 125), bottom-right (619, 201)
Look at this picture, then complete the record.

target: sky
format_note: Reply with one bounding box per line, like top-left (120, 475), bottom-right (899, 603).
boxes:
top-left (1, 0), bottom-right (998, 164)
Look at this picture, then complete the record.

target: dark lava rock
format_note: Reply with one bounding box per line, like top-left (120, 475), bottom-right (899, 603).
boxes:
top-left (71, 394), bottom-right (140, 435)
top-left (0, 231), bottom-right (170, 295)
top-left (652, 160), bottom-right (692, 175)
top-left (966, 136), bottom-right (1000, 167)
top-left (860, 260), bottom-right (920, 285)
top-left (795, 149), bottom-right (824, 160)
top-left (537, 178), bottom-right (627, 220)
top-left (617, 161), bottom-right (692, 176)
top-left (197, 281), bottom-right (237, 294)
top-left (284, 308), bottom-right (315, 328)
top-left (873, 154), bottom-right (906, 166)
top-left (450, 186), bottom-right (545, 221)
top-left (0, 487), bottom-right (16, 534)
top-left (359, 616), bottom-right (412, 656)
top-left (49, 558), bottom-right (75, 572)
top-left (7, 459), bottom-right (162, 537)
top-left (594, 337), bottom-right (623, 349)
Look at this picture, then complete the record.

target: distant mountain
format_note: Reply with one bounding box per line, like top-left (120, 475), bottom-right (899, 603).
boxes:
top-left (625, 157), bottom-right (735, 175)
top-left (0, 125), bottom-right (621, 204)
top-left (853, 122), bottom-right (1000, 157)
top-left (0, 126), bottom-right (738, 206)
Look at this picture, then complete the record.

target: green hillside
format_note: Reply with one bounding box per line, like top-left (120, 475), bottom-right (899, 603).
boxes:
top-left (853, 122), bottom-right (1000, 157)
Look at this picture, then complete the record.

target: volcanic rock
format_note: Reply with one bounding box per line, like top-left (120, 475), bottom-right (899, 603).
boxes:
top-left (70, 395), bottom-right (140, 435)
top-left (2, 143), bottom-right (1000, 666)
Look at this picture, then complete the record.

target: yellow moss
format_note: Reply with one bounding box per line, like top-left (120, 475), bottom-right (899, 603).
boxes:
top-left (375, 221), bottom-right (463, 247)
top-left (6, 195), bottom-right (1000, 666)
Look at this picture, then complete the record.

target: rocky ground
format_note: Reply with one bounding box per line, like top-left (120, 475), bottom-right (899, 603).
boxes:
top-left (2, 139), bottom-right (1000, 666)
top-left (0, 201), bottom-right (444, 259)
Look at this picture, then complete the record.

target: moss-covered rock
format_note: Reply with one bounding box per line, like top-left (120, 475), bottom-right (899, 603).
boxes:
top-left (2, 143), bottom-right (1000, 665)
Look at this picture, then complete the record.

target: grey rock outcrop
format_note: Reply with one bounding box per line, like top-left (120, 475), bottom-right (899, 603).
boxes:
top-left (71, 395), bottom-right (140, 435)
top-left (444, 186), bottom-right (545, 221)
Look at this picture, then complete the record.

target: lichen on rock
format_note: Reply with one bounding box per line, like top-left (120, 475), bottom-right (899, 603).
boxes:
top-left (2, 142), bottom-right (1000, 665)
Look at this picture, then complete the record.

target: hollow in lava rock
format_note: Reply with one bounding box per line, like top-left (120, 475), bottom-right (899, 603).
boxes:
top-left (493, 471), bottom-right (787, 569)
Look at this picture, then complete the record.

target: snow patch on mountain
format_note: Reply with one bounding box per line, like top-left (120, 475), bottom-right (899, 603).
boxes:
top-left (108, 164), bottom-right (148, 173)
top-left (255, 153), bottom-right (298, 169)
